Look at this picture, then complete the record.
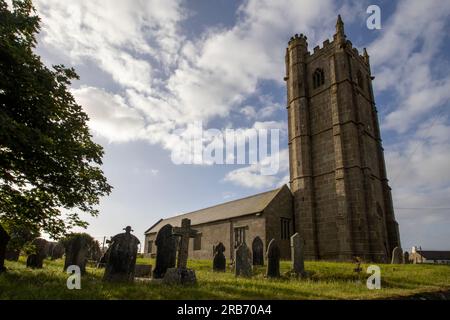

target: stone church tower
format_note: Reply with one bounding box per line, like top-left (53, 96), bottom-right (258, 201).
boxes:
top-left (285, 16), bottom-right (400, 262)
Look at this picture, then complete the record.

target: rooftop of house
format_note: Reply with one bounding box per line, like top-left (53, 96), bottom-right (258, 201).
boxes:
top-left (145, 185), bottom-right (290, 235)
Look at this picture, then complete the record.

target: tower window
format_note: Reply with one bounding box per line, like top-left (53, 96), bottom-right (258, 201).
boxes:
top-left (357, 70), bottom-right (364, 90)
top-left (234, 227), bottom-right (246, 248)
top-left (313, 68), bottom-right (325, 89)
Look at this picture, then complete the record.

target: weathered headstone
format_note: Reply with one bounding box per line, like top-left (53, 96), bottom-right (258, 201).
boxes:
top-left (290, 233), bottom-right (305, 276)
top-left (162, 219), bottom-right (198, 285)
top-left (63, 233), bottom-right (93, 274)
top-left (235, 242), bottom-right (252, 277)
top-left (103, 226), bottom-right (140, 282)
top-left (403, 251), bottom-right (409, 264)
top-left (135, 264), bottom-right (153, 278)
top-left (50, 242), bottom-right (65, 260)
top-left (5, 248), bottom-right (20, 262)
top-left (153, 224), bottom-right (177, 279)
top-left (26, 238), bottom-right (48, 269)
top-left (266, 239), bottom-right (280, 278)
top-left (213, 242), bottom-right (226, 272)
top-left (0, 225), bottom-right (10, 272)
top-left (252, 236), bottom-right (264, 266)
top-left (391, 246), bottom-right (404, 264)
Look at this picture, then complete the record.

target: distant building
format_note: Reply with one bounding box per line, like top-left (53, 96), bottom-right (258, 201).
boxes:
top-left (410, 246), bottom-right (450, 264)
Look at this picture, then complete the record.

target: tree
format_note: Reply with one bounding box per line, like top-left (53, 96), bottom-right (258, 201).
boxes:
top-left (0, 0), bottom-right (112, 271)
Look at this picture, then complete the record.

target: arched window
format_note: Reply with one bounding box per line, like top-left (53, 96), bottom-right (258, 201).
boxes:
top-left (357, 70), bottom-right (364, 90)
top-left (313, 68), bottom-right (325, 89)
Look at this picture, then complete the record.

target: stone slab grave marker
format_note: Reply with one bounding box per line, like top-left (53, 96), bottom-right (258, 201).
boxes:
top-left (153, 224), bottom-right (177, 279)
top-left (252, 236), bottom-right (264, 266)
top-left (26, 238), bottom-right (48, 269)
top-left (135, 264), bottom-right (153, 278)
top-left (63, 234), bottom-right (93, 274)
top-left (391, 247), bottom-right (404, 264)
top-left (290, 233), bottom-right (306, 277)
top-left (213, 242), bottom-right (226, 272)
top-left (163, 218), bottom-right (198, 285)
top-left (403, 251), bottom-right (409, 264)
top-left (235, 242), bottom-right (252, 277)
top-left (266, 239), bottom-right (280, 278)
top-left (103, 226), bottom-right (140, 282)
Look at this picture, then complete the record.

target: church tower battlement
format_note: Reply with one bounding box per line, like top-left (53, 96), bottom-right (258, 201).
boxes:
top-left (285, 16), bottom-right (400, 262)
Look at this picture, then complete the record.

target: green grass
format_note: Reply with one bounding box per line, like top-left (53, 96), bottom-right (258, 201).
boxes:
top-left (1, 257), bottom-right (449, 299)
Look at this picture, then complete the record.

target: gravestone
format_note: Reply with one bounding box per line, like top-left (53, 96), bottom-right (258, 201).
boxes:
top-left (0, 225), bottom-right (10, 272)
top-left (63, 234), bottom-right (93, 274)
top-left (213, 242), bottom-right (226, 272)
top-left (162, 219), bottom-right (198, 285)
top-left (290, 233), bottom-right (305, 276)
top-left (266, 239), bottom-right (280, 278)
top-left (153, 224), bottom-right (177, 279)
top-left (103, 226), bottom-right (140, 282)
top-left (235, 242), bottom-right (252, 277)
top-left (252, 236), bottom-right (264, 266)
top-left (135, 264), bottom-right (153, 278)
top-left (391, 246), bottom-right (404, 264)
top-left (50, 242), bottom-right (65, 260)
top-left (26, 238), bottom-right (48, 269)
top-left (404, 251), bottom-right (409, 264)
top-left (5, 248), bottom-right (20, 262)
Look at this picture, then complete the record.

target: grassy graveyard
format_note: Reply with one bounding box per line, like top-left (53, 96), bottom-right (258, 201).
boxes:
top-left (0, 257), bottom-right (449, 300)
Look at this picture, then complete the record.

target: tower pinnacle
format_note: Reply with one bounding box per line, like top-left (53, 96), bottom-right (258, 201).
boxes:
top-left (336, 14), bottom-right (345, 35)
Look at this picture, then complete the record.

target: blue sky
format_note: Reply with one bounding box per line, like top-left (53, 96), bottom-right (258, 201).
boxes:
top-left (29, 0), bottom-right (450, 251)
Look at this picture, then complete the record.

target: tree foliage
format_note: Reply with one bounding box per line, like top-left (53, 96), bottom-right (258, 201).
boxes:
top-left (0, 0), bottom-right (112, 238)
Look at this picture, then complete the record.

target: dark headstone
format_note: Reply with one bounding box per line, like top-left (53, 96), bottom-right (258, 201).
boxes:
top-left (290, 233), bottom-right (305, 276)
top-left (404, 251), bottom-right (410, 264)
top-left (103, 226), bottom-right (140, 282)
top-left (391, 247), bottom-right (403, 264)
top-left (163, 219), bottom-right (198, 285)
top-left (135, 264), bottom-right (152, 278)
top-left (153, 224), bottom-right (177, 279)
top-left (235, 242), bottom-right (252, 277)
top-left (50, 242), bottom-right (65, 260)
top-left (213, 242), bottom-right (226, 272)
top-left (5, 248), bottom-right (20, 262)
top-left (0, 225), bottom-right (10, 273)
top-left (63, 234), bottom-right (93, 274)
top-left (266, 239), bottom-right (280, 278)
top-left (26, 238), bottom-right (48, 269)
top-left (252, 236), bottom-right (264, 266)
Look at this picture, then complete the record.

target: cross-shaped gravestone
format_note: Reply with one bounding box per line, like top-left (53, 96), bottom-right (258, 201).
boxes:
top-left (173, 218), bottom-right (198, 269)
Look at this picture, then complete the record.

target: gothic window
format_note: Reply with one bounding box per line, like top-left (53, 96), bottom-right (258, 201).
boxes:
top-left (313, 68), bottom-right (325, 89)
top-left (234, 227), bottom-right (246, 248)
top-left (280, 218), bottom-right (291, 240)
top-left (357, 70), bottom-right (364, 90)
top-left (194, 234), bottom-right (202, 251)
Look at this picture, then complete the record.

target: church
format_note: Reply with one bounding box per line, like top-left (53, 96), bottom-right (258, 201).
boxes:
top-left (144, 16), bottom-right (401, 263)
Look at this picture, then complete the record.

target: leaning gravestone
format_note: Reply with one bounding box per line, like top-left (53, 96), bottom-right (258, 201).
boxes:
top-left (266, 239), bottom-right (280, 278)
top-left (235, 242), bottom-right (252, 277)
top-left (0, 225), bottom-right (10, 272)
top-left (26, 238), bottom-right (48, 269)
top-left (163, 219), bottom-right (198, 285)
top-left (290, 233), bottom-right (306, 276)
top-left (63, 233), bottom-right (93, 274)
top-left (252, 236), bottom-right (264, 266)
top-left (391, 246), bottom-right (404, 264)
top-left (153, 224), bottom-right (178, 279)
top-left (403, 251), bottom-right (410, 264)
top-left (103, 226), bottom-right (140, 282)
top-left (213, 242), bottom-right (226, 272)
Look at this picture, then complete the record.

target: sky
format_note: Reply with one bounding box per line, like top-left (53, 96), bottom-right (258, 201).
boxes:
top-left (22, 0), bottom-right (450, 251)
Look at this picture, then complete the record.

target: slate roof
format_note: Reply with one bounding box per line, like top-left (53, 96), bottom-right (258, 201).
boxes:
top-left (417, 251), bottom-right (450, 260)
top-left (145, 186), bottom-right (287, 235)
